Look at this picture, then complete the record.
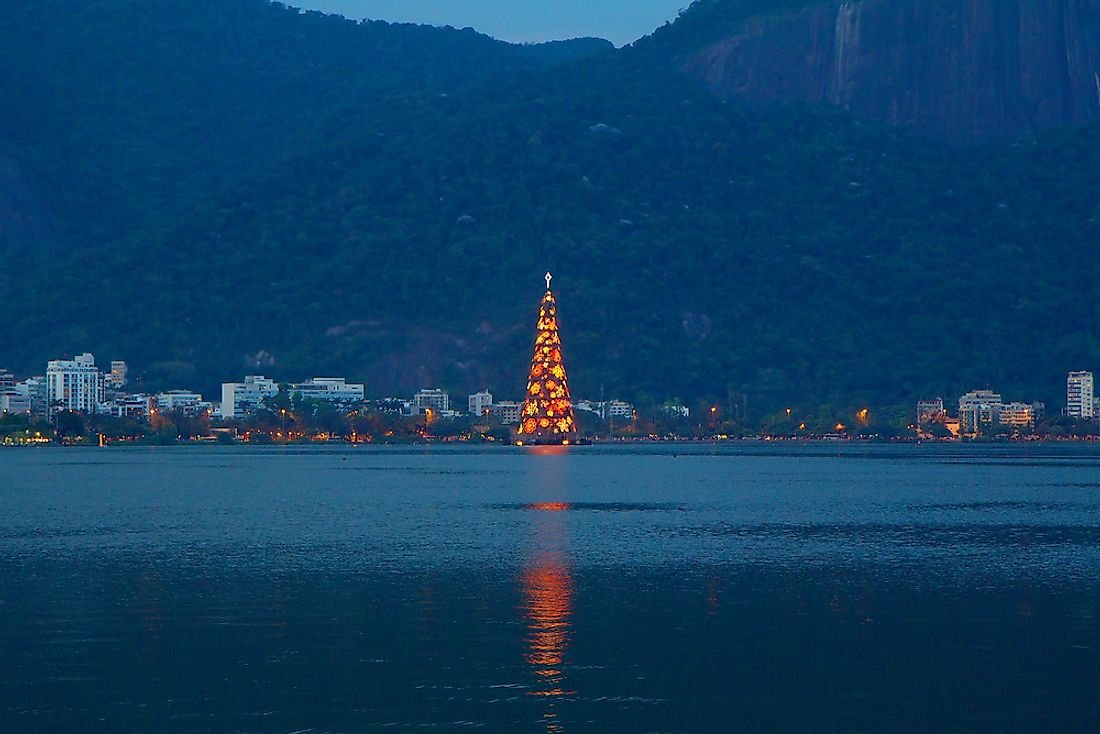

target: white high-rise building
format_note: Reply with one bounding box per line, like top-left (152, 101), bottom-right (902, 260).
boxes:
top-left (1067, 371), bottom-right (1095, 419)
top-left (468, 390), bottom-right (493, 417)
top-left (220, 376), bottom-right (279, 419)
top-left (46, 353), bottom-right (103, 416)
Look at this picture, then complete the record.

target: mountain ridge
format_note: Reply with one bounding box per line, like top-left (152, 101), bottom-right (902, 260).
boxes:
top-left (1, 0), bottom-right (1099, 415)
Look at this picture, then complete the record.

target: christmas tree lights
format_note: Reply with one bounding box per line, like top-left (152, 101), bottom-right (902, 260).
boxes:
top-left (517, 273), bottom-right (578, 445)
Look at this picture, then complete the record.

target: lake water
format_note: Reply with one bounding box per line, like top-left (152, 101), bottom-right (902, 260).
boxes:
top-left (2, 444), bottom-right (1099, 732)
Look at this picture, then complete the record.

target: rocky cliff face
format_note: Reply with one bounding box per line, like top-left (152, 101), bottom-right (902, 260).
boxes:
top-left (683, 0), bottom-right (1100, 141)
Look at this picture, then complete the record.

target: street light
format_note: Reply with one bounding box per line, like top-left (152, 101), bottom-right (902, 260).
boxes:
top-left (280, 408), bottom-right (287, 440)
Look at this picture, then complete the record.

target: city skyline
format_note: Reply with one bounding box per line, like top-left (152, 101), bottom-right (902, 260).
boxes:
top-left (6, 347), bottom-right (1100, 444)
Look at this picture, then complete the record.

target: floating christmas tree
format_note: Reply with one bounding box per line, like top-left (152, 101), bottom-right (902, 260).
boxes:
top-left (517, 273), bottom-right (578, 445)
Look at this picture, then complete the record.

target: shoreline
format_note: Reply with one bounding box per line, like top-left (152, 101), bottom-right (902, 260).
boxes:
top-left (8, 435), bottom-right (1100, 448)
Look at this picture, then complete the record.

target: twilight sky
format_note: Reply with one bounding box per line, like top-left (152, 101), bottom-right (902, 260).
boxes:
top-left (302, 1), bottom-right (690, 45)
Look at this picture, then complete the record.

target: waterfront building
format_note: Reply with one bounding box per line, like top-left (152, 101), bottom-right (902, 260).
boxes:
top-left (1067, 371), bottom-right (1095, 418)
top-left (916, 398), bottom-right (946, 427)
top-left (155, 391), bottom-right (210, 416)
top-left (490, 401), bottom-right (522, 425)
top-left (287, 377), bottom-right (365, 405)
top-left (603, 400), bottom-right (635, 420)
top-left (377, 398), bottom-right (412, 415)
top-left (16, 377), bottom-right (48, 416)
top-left (0, 393), bottom-right (31, 414)
top-left (46, 353), bottom-right (103, 416)
top-left (1000, 402), bottom-right (1040, 428)
top-left (106, 360), bottom-right (129, 389)
top-left (220, 376), bottom-right (278, 419)
top-left (102, 396), bottom-right (154, 419)
top-left (414, 388), bottom-right (450, 413)
top-left (958, 389), bottom-right (1003, 434)
top-left (661, 403), bottom-right (691, 419)
top-left (469, 390), bottom-right (494, 417)
top-left (0, 370), bottom-right (24, 414)
top-left (572, 399), bottom-right (600, 415)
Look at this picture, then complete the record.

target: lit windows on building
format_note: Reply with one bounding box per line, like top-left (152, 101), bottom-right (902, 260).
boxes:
top-left (999, 402), bottom-right (1040, 428)
top-left (106, 360), bottom-right (128, 389)
top-left (1067, 371), bottom-right (1095, 419)
top-left (958, 389), bottom-right (1003, 434)
top-left (916, 398), bottom-right (946, 427)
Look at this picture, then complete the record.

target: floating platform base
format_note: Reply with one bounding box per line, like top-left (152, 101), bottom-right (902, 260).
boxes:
top-left (513, 436), bottom-right (590, 447)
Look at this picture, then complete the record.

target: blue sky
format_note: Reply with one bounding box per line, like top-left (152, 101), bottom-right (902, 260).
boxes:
top-left (302, 1), bottom-right (691, 46)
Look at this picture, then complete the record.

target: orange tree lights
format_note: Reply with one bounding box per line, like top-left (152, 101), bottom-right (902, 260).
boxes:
top-left (517, 273), bottom-right (578, 444)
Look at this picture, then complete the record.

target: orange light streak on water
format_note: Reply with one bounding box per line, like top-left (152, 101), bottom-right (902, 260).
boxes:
top-left (521, 498), bottom-right (576, 731)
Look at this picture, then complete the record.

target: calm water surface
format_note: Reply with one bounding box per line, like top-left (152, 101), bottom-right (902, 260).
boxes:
top-left (2, 443), bottom-right (1100, 732)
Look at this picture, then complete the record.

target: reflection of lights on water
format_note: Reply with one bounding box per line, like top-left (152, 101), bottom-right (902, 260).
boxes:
top-left (527, 445), bottom-right (571, 457)
top-left (521, 490), bottom-right (575, 731)
top-left (529, 502), bottom-right (571, 512)
top-left (522, 552), bottom-right (575, 731)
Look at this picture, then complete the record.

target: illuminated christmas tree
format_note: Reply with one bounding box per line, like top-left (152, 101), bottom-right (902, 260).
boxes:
top-left (517, 273), bottom-right (578, 445)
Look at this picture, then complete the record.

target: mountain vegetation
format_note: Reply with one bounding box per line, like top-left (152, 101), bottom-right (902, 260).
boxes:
top-left (2, 0), bottom-right (1100, 418)
top-left (680, 0), bottom-right (1100, 141)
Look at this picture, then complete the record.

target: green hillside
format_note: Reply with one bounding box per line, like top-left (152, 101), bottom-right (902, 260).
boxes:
top-left (2, 0), bottom-right (1099, 416)
top-left (0, 0), bottom-right (611, 246)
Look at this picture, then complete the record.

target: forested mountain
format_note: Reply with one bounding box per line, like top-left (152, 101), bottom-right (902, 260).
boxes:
top-left (678, 0), bottom-right (1100, 142)
top-left (2, 0), bottom-right (1099, 415)
top-left (0, 0), bottom-right (611, 246)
